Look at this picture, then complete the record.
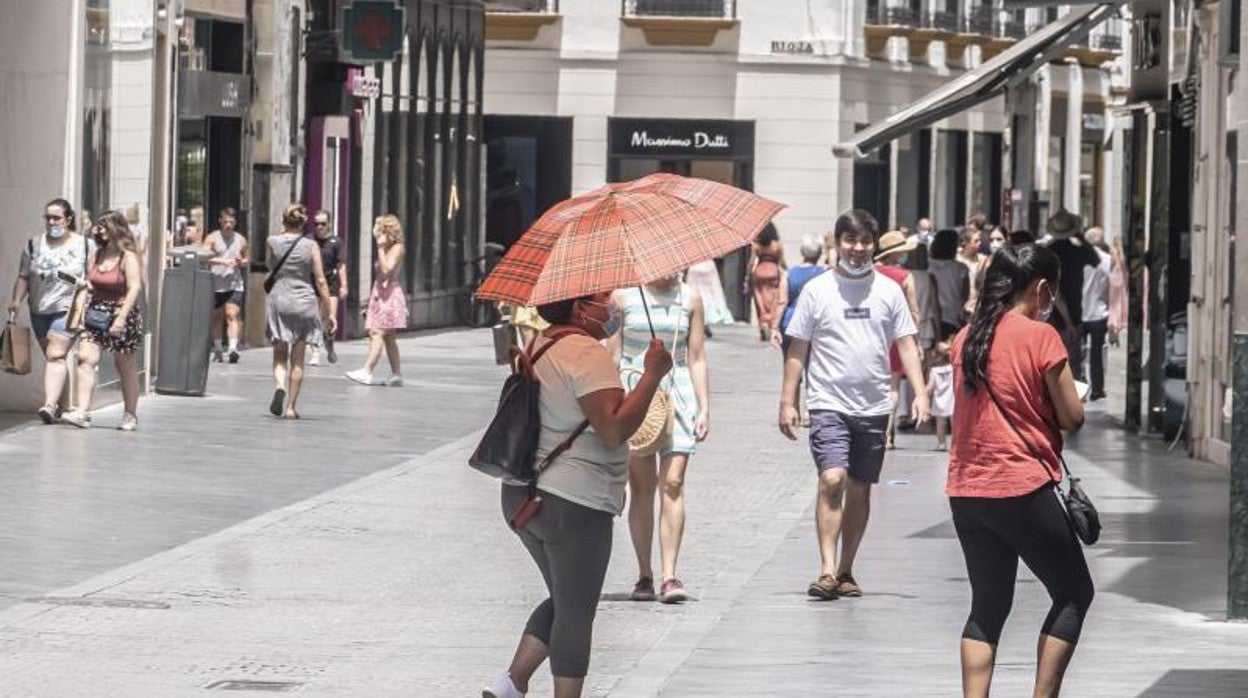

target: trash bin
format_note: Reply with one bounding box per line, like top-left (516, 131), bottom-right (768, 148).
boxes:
top-left (155, 247), bottom-right (215, 396)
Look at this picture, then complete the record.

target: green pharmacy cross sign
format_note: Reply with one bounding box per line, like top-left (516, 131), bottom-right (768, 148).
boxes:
top-left (340, 0), bottom-right (406, 63)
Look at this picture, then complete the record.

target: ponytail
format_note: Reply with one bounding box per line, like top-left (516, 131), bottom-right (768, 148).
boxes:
top-left (960, 243), bottom-right (1060, 394)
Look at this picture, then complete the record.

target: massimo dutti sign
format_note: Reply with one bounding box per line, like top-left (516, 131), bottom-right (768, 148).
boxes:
top-left (608, 118), bottom-right (754, 158)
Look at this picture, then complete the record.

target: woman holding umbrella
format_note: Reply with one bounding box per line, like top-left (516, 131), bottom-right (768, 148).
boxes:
top-left (476, 173), bottom-right (782, 698)
top-left (486, 294), bottom-right (672, 698)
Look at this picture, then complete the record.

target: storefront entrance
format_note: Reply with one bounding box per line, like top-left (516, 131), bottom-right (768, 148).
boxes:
top-left (607, 117), bottom-right (756, 321)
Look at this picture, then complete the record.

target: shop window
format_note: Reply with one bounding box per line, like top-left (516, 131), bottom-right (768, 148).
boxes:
top-left (1048, 135), bottom-right (1065, 214)
top-left (970, 132), bottom-right (1002, 223)
top-left (1079, 141), bottom-right (1101, 227)
top-left (935, 130), bottom-right (967, 228)
top-left (484, 116), bottom-right (573, 250)
top-left (895, 130), bottom-right (929, 228)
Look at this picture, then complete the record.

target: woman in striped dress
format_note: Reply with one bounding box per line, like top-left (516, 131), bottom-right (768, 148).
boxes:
top-left (611, 275), bottom-right (710, 604)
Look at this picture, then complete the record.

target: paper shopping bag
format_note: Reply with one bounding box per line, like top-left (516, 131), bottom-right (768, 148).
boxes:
top-left (2, 322), bottom-right (32, 375)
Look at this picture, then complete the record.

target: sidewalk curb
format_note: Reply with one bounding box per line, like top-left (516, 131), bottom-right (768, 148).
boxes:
top-left (0, 428), bottom-right (484, 630)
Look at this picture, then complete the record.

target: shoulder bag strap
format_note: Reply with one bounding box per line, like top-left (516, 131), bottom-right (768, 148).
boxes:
top-left (982, 383), bottom-right (1073, 482)
top-left (528, 326), bottom-right (593, 472)
top-left (268, 235), bottom-right (301, 279)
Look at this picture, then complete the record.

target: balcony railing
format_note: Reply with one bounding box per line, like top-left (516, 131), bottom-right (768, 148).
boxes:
top-left (962, 5), bottom-right (995, 36)
top-left (485, 0), bottom-right (558, 11)
top-left (924, 10), bottom-right (959, 33)
top-left (1089, 17), bottom-right (1124, 51)
top-left (623, 0), bottom-right (735, 18)
top-left (866, 1), bottom-right (919, 27)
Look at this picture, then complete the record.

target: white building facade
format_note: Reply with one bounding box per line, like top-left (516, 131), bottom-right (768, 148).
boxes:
top-left (480, 0), bottom-right (1121, 317)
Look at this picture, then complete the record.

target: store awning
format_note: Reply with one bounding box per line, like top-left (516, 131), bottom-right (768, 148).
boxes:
top-left (833, 3), bottom-right (1120, 158)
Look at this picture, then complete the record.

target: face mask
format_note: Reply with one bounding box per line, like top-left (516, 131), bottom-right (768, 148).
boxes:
top-left (989, 240), bottom-right (1004, 253)
top-left (46, 224), bottom-right (66, 239)
top-left (918, 228), bottom-right (933, 245)
top-left (602, 310), bottom-right (622, 337)
top-left (838, 256), bottom-right (873, 278)
top-left (580, 301), bottom-right (620, 337)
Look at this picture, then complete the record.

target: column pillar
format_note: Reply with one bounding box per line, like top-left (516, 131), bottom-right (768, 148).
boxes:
top-left (1064, 62), bottom-right (1083, 215)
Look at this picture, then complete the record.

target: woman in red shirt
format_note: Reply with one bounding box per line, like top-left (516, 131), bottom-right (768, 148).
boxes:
top-left (948, 244), bottom-right (1091, 697)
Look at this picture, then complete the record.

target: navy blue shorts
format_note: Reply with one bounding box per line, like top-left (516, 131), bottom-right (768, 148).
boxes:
top-left (808, 410), bottom-right (890, 484)
top-left (214, 290), bottom-right (244, 309)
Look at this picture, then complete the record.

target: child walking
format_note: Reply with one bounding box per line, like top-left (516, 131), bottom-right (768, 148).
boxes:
top-left (928, 341), bottom-right (954, 449)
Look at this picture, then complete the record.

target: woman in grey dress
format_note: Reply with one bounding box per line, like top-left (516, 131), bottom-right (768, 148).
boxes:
top-left (266, 203), bottom-right (335, 419)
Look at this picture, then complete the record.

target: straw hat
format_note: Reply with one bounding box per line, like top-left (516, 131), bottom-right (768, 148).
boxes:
top-left (874, 230), bottom-right (918, 261)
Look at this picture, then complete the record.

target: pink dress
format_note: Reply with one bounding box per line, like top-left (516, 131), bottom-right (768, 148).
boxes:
top-left (1108, 256), bottom-right (1127, 334)
top-left (365, 259), bottom-right (408, 330)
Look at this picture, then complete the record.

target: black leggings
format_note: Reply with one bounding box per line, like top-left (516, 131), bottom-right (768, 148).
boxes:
top-left (502, 484), bottom-right (613, 678)
top-left (950, 487), bottom-right (1094, 645)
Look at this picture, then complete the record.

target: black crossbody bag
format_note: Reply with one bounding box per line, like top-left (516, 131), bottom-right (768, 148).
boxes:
top-left (984, 384), bottom-right (1101, 545)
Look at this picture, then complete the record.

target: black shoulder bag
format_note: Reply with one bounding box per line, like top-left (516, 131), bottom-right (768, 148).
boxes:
top-left (984, 384), bottom-right (1101, 545)
top-left (469, 329), bottom-right (590, 483)
top-left (263, 236), bottom-right (301, 294)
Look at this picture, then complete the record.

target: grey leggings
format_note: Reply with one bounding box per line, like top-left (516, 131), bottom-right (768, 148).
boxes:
top-left (501, 484), bottom-right (613, 678)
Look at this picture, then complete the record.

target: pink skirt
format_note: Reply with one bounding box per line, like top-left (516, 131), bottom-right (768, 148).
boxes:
top-left (365, 279), bottom-right (409, 330)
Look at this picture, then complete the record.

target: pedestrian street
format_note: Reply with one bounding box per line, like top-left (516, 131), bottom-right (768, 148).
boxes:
top-left (0, 326), bottom-right (1243, 696)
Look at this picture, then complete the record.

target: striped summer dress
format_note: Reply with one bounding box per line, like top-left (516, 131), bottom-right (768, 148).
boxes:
top-left (618, 284), bottom-right (699, 456)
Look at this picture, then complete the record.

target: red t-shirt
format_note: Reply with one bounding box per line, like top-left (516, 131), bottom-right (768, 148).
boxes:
top-left (947, 312), bottom-right (1067, 498)
top-left (875, 264), bottom-right (909, 373)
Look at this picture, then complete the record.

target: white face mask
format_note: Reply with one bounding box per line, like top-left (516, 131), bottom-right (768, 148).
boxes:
top-left (1035, 285), bottom-right (1054, 322)
top-left (989, 240), bottom-right (1004, 253)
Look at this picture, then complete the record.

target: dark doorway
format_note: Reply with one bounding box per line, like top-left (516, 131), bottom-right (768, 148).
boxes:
top-left (483, 116), bottom-right (573, 250)
top-left (853, 138), bottom-right (891, 227)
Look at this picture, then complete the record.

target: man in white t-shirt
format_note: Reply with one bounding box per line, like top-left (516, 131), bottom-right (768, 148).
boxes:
top-left (780, 209), bottom-right (930, 600)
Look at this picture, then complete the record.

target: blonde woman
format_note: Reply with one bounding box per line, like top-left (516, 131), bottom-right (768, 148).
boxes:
top-left (62, 210), bottom-right (143, 430)
top-left (266, 204), bottom-right (335, 419)
top-left (346, 214), bottom-right (408, 386)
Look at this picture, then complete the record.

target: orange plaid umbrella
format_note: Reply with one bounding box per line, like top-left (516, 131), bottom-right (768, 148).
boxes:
top-left (476, 173), bottom-right (785, 307)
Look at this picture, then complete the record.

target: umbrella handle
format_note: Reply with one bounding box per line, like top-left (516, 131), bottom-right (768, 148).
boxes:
top-left (638, 285), bottom-right (656, 339)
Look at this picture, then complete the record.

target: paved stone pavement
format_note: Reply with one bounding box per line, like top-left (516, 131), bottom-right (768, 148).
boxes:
top-left (0, 325), bottom-right (1244, 696)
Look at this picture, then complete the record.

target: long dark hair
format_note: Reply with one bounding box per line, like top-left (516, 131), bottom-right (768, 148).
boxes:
top-left (46, 197), bottom-right (76, 231)
top-left (960, 243), bottom-right (1060, 394)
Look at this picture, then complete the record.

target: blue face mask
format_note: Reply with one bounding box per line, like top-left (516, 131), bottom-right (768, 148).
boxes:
top-left (46, 224), bottom-right (66, 239)
top-left (602, 311), bottom-right (622, 337)
top-left (837, 256), bottom-right (872, 278)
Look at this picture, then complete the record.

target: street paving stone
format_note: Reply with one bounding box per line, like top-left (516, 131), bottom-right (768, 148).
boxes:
top-left (0, 325), bottom-right (1244, 696)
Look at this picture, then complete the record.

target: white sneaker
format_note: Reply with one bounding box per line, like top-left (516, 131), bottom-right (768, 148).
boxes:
top-left (382, 375), bottom-right (403, 388)
top-left (345, 369), bottom-right (375, 385)
top-left (482, 674), bottom-right (524, 698)
top-left (308, 349), bottom-right (321, 366)
top-left (118, 414), bottom-right (138, 432)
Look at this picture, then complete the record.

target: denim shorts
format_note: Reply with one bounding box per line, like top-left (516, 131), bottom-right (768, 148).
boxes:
top-left (30, 311), bottom-right (69, 344)
top-left (808, 410), bottom-right (890, 484)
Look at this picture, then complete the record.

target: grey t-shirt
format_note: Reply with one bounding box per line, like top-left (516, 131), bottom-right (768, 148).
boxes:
top-left (18, 233), bottom-right (94, 315)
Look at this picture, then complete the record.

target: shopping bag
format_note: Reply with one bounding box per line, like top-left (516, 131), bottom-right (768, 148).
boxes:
top-left (1, 319), bottom-right (32, 375)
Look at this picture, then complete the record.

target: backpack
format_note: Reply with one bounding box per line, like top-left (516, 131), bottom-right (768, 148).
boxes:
top-left (469, 329), bottom-right (590, 483)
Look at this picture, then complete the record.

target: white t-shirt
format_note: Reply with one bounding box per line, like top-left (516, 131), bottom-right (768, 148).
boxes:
top-left (1082, 247), bottom-right (1111, 323)
top-left (784, 270), bottom-right (918, 416)
top-left (530, 333), bottom-right (629, 515)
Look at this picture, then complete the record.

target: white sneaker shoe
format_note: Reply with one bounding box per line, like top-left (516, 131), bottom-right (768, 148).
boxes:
top-left (382, 375), bottom-right (403, 388)
top-left (345, 369), bottom-right (375, 385)
top-left (482, 674), bottom-right (524, 698)
top-left (308, 349), bottom-right (321, 366)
